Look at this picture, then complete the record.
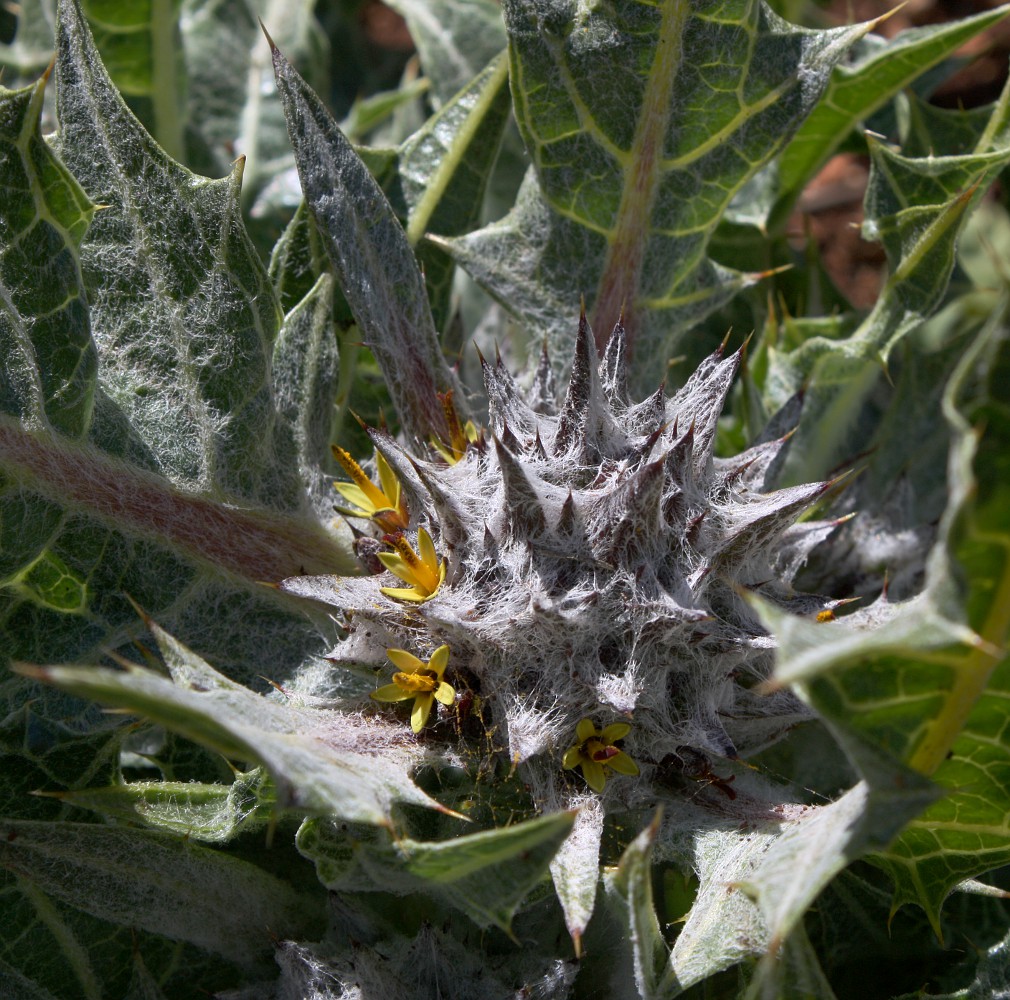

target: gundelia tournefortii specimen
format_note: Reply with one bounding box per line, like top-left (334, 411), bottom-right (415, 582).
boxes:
top-left (4, 0), bottom-right (1010, 996)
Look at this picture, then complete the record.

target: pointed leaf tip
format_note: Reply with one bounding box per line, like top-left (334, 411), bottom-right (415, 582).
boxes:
top-left (259, 18), bottom-right (278, 52)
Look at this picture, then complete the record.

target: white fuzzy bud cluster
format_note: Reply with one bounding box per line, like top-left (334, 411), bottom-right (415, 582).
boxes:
top-left (284, 315), bottom-right (844, 801)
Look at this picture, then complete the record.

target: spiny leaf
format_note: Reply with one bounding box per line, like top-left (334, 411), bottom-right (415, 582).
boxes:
top-left (270, 272), bottom-right (341, 520)
top-left (270, 37), bottom-right (466, 443)
top-left (0, 818), bottom-right (324, 966)
top-left (762, 315), bottom-right (1010, 935)
top-left (767, 5), bottom-right (1010, 231)
top-left (384, 0), bottom-right (507, 106)
top-left (76, 0), bottom-right (186, 159)
top-left (401, 52), bottom-right (511, 332)
top-left (0, 71), bottom-right (95, 437)
top-left (768, 75), bottom-right (1010, 485)
top-left (607, 812), bottom-right (667, 999)
top-left (185, 0), bottom-right (325, 202)
top-left (299, 809), bottom-right (575, 933)
top-left (52, 768), bottom-right (276, 843)
top-left (870, 317), bottom-right (1010, 933)
top-left (16, 610), bottom-right (456, 826)
top-left (0, 0), bottom-right (353, 697)
top-left (56, 0), bottom-right (290, 504)
top-left (549, 796), bottom-right (603, 953)
top-left (449, 0), bottom-right (868, 388)
top-left (738, 754), bottom-right (937, 960)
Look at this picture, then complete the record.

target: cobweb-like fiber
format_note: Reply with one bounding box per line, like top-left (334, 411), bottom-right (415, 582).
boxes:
top-left (284, 315), bottom-right (846, 809)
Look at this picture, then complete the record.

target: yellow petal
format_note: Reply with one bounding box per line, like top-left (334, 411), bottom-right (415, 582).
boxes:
top-left (377, 550), bottom-right (415, 586)
top-left (416, 528), bottom-right (439, 579)
top-left (607, 751), bottom-right (639, 776)
top-left (387, 648), bottom-right (425, 674)
top-left (379, 585), bottom-right (428, 602)
top-left (376, 450), bottom-right (401, 508)
top-left (415, 560), bottom-right (445, 601)
top-left (371, 684), bottom-right (414, 703)
top-left (392, 533), bottom-right (440, 592)
top-left (434, 681), bottom-right (455, 706)
top-left (562, 746), bottom-right (582, 770)
top-left (334, 482), bottom-right (374, 512)
top-left (575, 718), bottom-right (597, 743)
top-left (428, 644), bottom-right (450, 679)
top-left (430, 439), bottom-right (456, 465)
top-left (580, 759), bottom-right (607, 793)
top-left (600, 722), bottom-right (631, 743)
top-left (417, 526), bottom-right (435, 561)
top-left (411, 694), bottom-right (434, 732)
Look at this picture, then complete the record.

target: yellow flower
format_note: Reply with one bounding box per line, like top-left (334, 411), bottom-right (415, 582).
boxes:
top-left (332, 445), bottom-right (408, 532)
top-left (378, 527), bottom-right (446, 602)
top-left (371, 644), bottom-right (455, 732)
top-left (430, 389), bottom-right (481, 465)
top-left (562, 718), bottom-right (639, 793)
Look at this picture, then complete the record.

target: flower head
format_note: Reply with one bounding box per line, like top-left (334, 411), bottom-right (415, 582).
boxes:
top-left (378, 527), bottom-right (446, 602)
top-left (562, 718), bottom-right (639, 793)
top-left (332, 445), bottom-right (408, 532)
top-left (371, 644), bottom-right (455, 732)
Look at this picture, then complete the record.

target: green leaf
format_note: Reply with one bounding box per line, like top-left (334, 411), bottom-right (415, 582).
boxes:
top-left (870, 317), bottom-right (1010, 933)
top-left (402, 51), bottom-right (511, 331)
top-left (898, 89), bottom-right (1002, 161)
top-left (0, 0), bottom-right (352, 699)
top-left (183, 0), bottom-right (326, 204)
top-left (269, 198), bottom-right (331, 315)
top-left (299, 810), bottom-right (574, 934)
top-left (270, 273), bottom-right (340, 516)
top-left (606, 812), bottom-right (667, 1000)
top-left (385, 0), bottom-right (506, 106)
top-left (0, 73), bottom-right (95, 436)
top-left (549, 796), bottom-right (603, 954)
top-left (342, 78), bottom-right (432, 142)
top-left (768, 6), bottom-right (1010, 230)
top-left (271, 38), bottom-right (466, 443)
top-left (449, 0), bottom-right (867, 389)
top-left (738, 757), bottom-right (937, 958)
top-left (767, 77), bottom-right (1010, 485)
top-left (743, 922), bottom-right (838, 1000)
top-left (759, 315), bottom-right (1010, 937)
top-left (124, 953), bottom-right (170, 1000)
top-left (80, 0), bottom-right (187, 160)
top-left (0, 818), bottom-right (323, 965)
top-left (52, 767), bottom-right (276, 842)
top-left (56, 0), bottom-right (288, 505)
top-left (923, 926), bottom-right (1010, 999)
top-left (0, 959), bottom-right (63, 1000)
top-left (0, 873), bottom-right (243, 1000)
top-left (18, 611), bottom-right (458, 825)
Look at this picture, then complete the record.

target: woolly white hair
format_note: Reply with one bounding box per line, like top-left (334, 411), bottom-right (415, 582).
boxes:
top-left (283, 315), bottom-right (839, 791)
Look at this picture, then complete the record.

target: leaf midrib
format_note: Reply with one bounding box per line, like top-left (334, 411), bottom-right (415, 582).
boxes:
top-left (591, 0), bottom-right (688, 350)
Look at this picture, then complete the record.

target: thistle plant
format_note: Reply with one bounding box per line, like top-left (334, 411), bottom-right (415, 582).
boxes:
top-left (285, 316), bottom-right (843, 818)
top-left (3, 1), bottom-right (1010, 998)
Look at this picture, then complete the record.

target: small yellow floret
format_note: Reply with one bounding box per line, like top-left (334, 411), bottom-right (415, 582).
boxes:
top-left (378, 527), bottom-right (446, 602)
top-left (562, 718), bottom-right (639, 793)
top-left (371, 644), bottom-right (455, 732)
top-left (332, 445), bottom-right (408, 532)
top-left (430, 390), bottom-right (481, 465)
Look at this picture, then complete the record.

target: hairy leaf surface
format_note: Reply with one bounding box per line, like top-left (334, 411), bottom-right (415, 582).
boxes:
top-left (448, 0), bottom-right (867, 387)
